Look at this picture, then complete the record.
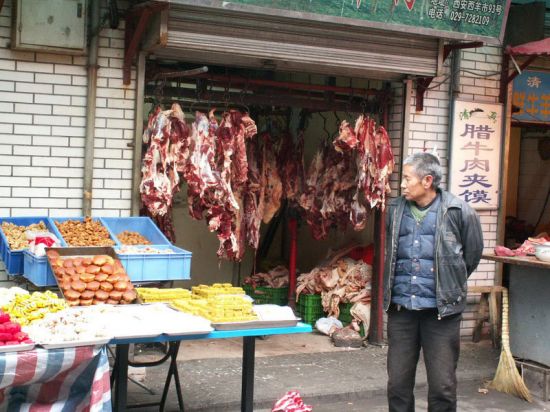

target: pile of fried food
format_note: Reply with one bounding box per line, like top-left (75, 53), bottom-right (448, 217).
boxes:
top-left (117, 230), bottom-right (151, 245)
top-left (1, 221), bottom-right (48, 250)
top-left (46, 250), bottom-right (136, 306)
top-left (54, 217), bottom-right (115, 247)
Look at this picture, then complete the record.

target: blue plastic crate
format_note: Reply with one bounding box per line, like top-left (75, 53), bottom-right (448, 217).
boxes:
top-left (101, 217), bottom-right (170, 246)
top-left (50, 217), bottom-right (117, 247)
top-left (0, 217), bottom-right (62, 275)
top-left (115, 245), bottom-right (192, 281)
top-left (23, 250), bottom-right (56, 287)
top-left (0, 216), bottom-right (47, 267)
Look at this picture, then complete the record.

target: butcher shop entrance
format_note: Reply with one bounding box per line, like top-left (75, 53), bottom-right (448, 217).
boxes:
top-left (131, 0), bottom-right (443, 342)
top-left (137, 62), bottom-right (397, 342)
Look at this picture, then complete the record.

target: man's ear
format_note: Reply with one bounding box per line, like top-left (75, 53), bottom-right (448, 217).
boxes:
top-left (423, 175), bottom-right (434, 189)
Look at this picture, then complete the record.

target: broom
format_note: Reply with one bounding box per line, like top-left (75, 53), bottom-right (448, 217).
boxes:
top-left (488, 287), bottom-right (532, 402)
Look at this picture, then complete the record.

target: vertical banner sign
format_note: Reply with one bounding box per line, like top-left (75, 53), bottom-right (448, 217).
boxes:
top-left (450, 100), bottom-right (503, 210)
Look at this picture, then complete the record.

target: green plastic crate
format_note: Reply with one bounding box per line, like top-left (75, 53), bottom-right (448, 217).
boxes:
top-left (338, 302), bottom-right (366, 337)
top-left (297, 294), bottom-right (324, 325)
top-left (243, 285), bottom-right (289, 305)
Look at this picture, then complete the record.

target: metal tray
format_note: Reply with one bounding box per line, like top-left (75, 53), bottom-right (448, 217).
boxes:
top-left (0, 343), bottom-right (35, 353)
top-left (45, 246), bottom-right (136, 304)
top-left (212, 318), bottom-right (299, 331)
top-left (39, 337), bottom-right (110, 350)
top-left (163, 326), bottom-right (213, 336)
top-left (111, 329), bottom-right (162, 340)
top-left (45, 246), bottom-right (119, 259)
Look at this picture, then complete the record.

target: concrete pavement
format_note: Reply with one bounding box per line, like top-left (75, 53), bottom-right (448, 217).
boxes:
top-left (120, 332), bottom-right (548, 411)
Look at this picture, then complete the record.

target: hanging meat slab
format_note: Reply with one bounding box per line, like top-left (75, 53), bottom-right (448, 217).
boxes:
top-left (140, 103), bottom-right (190, 240)
top-left (261, 133), bottom-right (283, 224)
top-left (178, 109), bottom-right (259, 261)
top-left (278, 131), bottom-right (305, 204)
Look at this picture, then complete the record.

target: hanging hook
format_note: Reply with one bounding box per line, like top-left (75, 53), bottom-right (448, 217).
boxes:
top-left (333, 111), bottom-right (341, 130)
top-left (153, 78), bottom-right (166, 107)
top-left (223, 72), bottom-right (232, 111)
top-left (346, 80), bottom-right (355, 118)
top-left (319, 111), bottom-right (330, 141)
top-left (360, 92), bottom-right (368, 115)
top-left (238, 80), bottom-right (249, 113)
top-left (190, 100), bottom-right (200, 114)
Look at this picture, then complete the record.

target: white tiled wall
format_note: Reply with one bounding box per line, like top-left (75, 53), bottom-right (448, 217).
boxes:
top-left (0, 1), bottom-right (136, 220)
top-left (0, 0), bottom-right (136, 281)
top-left (388, 82), bottom-right (404, 196)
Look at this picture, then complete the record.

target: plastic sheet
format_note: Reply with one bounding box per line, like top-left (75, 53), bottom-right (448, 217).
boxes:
top-left (272, 390), bottom-right (312, 412)
top-left (0, 345), bottom-right (111, 411)
top-left (25, 230), bottom-right (61, 257)
top-left (315, 316), bottom-right (343, 336)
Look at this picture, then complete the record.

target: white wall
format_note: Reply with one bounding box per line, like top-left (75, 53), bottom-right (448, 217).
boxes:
top-left (0, 0), bottom-right (136, 281)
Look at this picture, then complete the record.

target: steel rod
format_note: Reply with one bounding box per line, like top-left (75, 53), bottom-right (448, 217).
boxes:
top-left (145, 87), bottom-right (379, 113)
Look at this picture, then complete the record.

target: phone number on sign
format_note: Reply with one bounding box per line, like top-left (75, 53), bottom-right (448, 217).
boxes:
top-left (450, 11), bottom-right (491, 25)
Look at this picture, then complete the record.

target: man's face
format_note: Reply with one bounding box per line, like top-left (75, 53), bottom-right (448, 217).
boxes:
top-left (401, 164), bottom-right (432, 203)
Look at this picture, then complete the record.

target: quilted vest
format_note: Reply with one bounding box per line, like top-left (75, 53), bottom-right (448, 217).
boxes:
top-left (391, 196), bottom-right (440, 310)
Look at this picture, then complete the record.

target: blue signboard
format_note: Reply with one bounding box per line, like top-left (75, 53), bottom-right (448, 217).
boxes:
top-left (512, 70), bottom-right (550, 124)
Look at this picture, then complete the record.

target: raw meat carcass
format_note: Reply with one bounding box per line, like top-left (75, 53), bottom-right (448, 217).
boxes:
top-left (243, 265), bottom-right (289, 288)
top-left (261, 133), bottom-right (283, 224)
top-left (333, 119), bottom-right (358, 153)
top-left (296, 256), bottom-right (372, 336)
top-left (140, 104), bottom-right (190, 240)
top-left (368, 125), bottom-right (394, 210)
top-left (278, 131), bottom-right (305, 204)
top-left (494, 245), bottom-right (515, 257)
top-left (299, 143), bottom-right (357, 240)
top-left (242, 139), bottom-right (265, 250)
top-left (179, 109), bottom-right (258, 261)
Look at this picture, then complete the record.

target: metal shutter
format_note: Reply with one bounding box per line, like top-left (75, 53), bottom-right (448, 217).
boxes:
top-left (142, 1), bottom-right (441, 80)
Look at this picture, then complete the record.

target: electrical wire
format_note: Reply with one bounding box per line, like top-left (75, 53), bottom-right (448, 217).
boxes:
top-left (414, 45), bottom-right (508, 92)
top-left (417, 65), bottom-right (506, 91)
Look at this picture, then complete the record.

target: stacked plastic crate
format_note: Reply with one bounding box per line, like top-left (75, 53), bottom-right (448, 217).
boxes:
top-left (242, 285), bottom-right (289, 306)
top-left (0, 217), bottom-right (64, 286)
top-left (0, 216), bottom-right (192, 287)
top-left (296, 294), bottom-right (324, 325)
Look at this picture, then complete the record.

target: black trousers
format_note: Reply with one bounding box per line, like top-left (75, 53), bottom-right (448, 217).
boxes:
top-left (387, 306), bottom-right (461, 412)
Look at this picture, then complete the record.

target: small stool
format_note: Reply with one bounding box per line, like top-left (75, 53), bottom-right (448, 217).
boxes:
top-left (469, 285), bottom-right (505, 348)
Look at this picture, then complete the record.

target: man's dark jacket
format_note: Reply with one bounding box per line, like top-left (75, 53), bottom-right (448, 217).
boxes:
top-left (383, 190), bottom-right (484, 318)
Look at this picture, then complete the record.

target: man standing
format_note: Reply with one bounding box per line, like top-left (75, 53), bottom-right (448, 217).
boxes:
top-left (384, 152), bottom-right (483, 412)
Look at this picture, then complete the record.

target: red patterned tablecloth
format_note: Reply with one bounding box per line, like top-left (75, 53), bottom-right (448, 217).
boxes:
top-left (0, 345), bottom-right (111, 412)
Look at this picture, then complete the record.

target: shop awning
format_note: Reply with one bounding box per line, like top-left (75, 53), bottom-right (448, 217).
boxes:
top-left (506, 37), bottom-right (550, 56)
top-left (500, 37), bottom-right (550, 103)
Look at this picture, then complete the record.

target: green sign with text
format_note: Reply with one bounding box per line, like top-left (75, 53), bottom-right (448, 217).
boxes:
top-left (224, 0), bottom-right (510, 43)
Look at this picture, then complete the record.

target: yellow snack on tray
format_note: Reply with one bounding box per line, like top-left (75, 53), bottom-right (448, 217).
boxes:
top-left (136, 287), bottom-right (191, 303)
top-left (171, 293), bottom-right (256, 323)
top-left (191, 284), bottom-right (245, 298)
top-left (3, 290), bottom-right (67, 326)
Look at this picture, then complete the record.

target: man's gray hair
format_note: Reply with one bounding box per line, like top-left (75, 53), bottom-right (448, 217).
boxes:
top-left (403, 152), bottom-right (442, 189)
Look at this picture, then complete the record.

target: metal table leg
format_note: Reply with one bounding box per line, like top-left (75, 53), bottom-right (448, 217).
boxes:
top-left (113, 344), bottom-right (130, 412)
top-left (110, 346), bottom-right (119, 388)
top-left (241, 336), bottom-right (256, 412)
top-left (159, 341), bottom-right (184, 412)
top-left (111, 340), bottom-right (185, 412)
